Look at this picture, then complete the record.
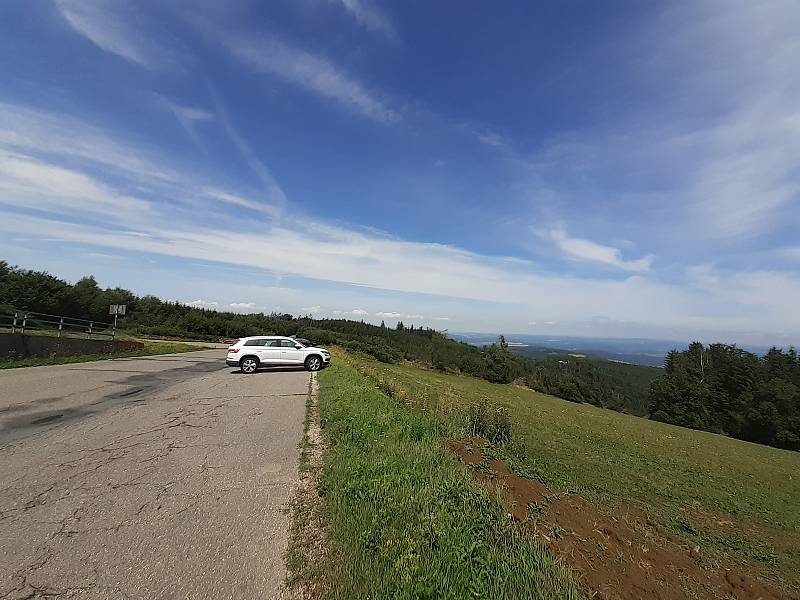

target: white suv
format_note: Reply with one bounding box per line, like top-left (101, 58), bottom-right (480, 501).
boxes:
top-left (226, 336), bottom-right (331, 373)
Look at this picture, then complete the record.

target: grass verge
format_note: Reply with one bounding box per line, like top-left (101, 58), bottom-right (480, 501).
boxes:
top-left (285, 373), bottom-right (332, 598)
top-left (314, 361), bottom-right (585, 599)
top-left (0, 341), bottom-right (210, 369)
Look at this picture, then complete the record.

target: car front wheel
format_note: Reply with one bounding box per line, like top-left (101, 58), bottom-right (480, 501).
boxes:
top-left (241, 357), bottom-right (259, 374)
top-left (305, 356), bottom-right (322, 371)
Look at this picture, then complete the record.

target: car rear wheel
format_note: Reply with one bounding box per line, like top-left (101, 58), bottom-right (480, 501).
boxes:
top-left (305, 355), bottom-right (322, 371)
top-left (241, 356), bottom-right (259, 374)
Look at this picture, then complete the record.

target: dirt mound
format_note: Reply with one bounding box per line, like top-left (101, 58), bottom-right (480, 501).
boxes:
top-left (446, 439), bottom-right (793, 600)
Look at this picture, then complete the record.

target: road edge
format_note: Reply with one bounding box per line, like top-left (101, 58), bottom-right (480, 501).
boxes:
top-left (282, 371), bottom-right (332, 599)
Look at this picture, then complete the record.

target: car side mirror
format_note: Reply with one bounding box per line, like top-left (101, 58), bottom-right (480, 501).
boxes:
top-left (295, 344), bottom-right (303, 349)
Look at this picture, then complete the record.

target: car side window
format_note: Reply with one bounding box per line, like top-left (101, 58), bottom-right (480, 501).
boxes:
top-left (244, 339), bottom-right (264, 346)
top-left (279, 339), bottom-right (297, 347)
top-left (263, 339), bottom-right (280, 347)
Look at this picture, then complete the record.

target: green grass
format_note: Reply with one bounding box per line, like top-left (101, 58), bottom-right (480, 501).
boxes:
top-left (317, 361), bottom-right (585, 599)
top-left (0, 340), bottom-right (210, 369)
top-left (346, 352), bottom-right (800, 589)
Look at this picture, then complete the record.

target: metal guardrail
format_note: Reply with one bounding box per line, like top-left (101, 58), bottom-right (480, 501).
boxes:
top-left (0, 307), bottom-right (116, 339)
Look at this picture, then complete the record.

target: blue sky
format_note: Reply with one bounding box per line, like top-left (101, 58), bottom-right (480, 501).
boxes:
top-left (1, 0), bottom-right (798, 345)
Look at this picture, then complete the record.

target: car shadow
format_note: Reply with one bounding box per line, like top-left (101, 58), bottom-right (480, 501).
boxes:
top-left (228, 366), bottom-right (310, 374)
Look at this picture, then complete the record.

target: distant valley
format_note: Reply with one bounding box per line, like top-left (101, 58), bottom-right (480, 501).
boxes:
top-left (451, 333), bottom-right (779, 367)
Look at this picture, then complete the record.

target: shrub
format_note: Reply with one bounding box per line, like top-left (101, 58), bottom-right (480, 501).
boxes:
top-left (465, 397), bottom-right (512, 446)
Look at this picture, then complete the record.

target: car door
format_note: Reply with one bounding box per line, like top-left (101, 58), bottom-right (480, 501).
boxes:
top-left (258, 339), bottom-right (282, 365)
top-left (279, 338), bottom-right (304, 365)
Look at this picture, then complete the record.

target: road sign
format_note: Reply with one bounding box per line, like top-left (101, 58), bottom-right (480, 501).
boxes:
top-left (109, 304), bottom-right (127, 316)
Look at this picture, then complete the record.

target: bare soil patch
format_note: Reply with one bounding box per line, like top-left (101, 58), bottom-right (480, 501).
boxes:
top-left (446, 438), bottom-right (794, 600)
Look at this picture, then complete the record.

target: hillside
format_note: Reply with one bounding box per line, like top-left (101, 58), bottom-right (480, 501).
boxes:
top-left (299, 351), bottom-right (800, 599)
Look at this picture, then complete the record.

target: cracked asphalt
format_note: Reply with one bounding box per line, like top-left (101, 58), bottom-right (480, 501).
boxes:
top-left (0, 350), bottom-right (308, 599)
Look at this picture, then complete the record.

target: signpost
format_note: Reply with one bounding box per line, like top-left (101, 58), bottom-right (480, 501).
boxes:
top-left (108, 304), bottom-right (127, 339)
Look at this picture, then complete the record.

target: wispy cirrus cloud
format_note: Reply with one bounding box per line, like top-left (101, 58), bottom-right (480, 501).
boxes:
top-left (544, 226), bottom-right (654, 273)
top-left (204, 189), bottom-right (279, 217)
top-left (332, 0), bottom-right (398, 41)
top-left (212, 29), bottom-right (399, 123)
top-left (207, 86), bottom-right (289, 209)
top-left (55, 0), bottom-right (173, 69)
top-left (154, 95), bottom-right (213, 143)
top-left (525, 1), bottom-right (800, 243)
top-left (0, 102), bottom-right (277, 223)
top-left (0, 152), bottom-right (153, 220)
top-left (1, 103), bottom-right (798, 340)
top-left (0, 103), bottom-right (176, 184)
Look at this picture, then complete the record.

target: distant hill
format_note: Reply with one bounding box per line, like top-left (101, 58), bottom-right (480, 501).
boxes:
top-left (451, 332), bottom-right (681, 366)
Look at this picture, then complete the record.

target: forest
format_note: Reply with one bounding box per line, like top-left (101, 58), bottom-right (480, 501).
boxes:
top-left (649, 342), bottom-right (800, 450)
top-left (1, 260), bottom-right (797, 450)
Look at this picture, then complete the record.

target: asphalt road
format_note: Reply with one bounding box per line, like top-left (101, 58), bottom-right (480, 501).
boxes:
top-left (0, 350), bottom-right (308, 599)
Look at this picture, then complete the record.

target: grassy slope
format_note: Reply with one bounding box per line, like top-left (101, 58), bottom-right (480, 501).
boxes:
top-left (0, 340), bottom-right (209, 369)
top-left (348, 353), bottom-right (800, 587)
top-left (317, 361), bottom-right (585, 599)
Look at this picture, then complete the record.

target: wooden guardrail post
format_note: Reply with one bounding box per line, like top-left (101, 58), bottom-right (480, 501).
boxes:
top-left (58, 317), bottom-right (64, 338)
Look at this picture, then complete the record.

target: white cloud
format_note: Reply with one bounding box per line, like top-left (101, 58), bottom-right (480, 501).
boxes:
top-left (546, 226), bottom-right (654, 272)
top-left (155, 95), bottom-right (213, 142)
top-left (213, 30), bottom-right (399, 123)
top-left (205, 189), bottom-right (279, 217)
top-left (83, 252), bottom-right (123, 261)
top-left (187, 299), bottom-right (218, 308)
top-left (0, 102), bottom-right (281, 224)
top-left (229, 302), bottom-right (257, 310)
top-left (0, 103), bottom-right (177, 185)
top-left (55, 0), bottom-right (167, 69)
top-left (302, 305), bottom-right (322, 314)
top-left (432, 316), bottom-right (450, 321)
top-left (2, 103), bottom-right (797, 341)
top-left (543, 321), bottom-right (557, 326)
top-left (477, 131), bottom-right (510, 149)
top-left (778, 247), bottom-right (800, 260)
top-left (527, 321), bottom-right (537, 326)
top-left (0, 152), bottom-right (153, 219)
top-left (350, 308), bottom-right (369, 316)
top-left (525, 2), bottom-right (800, 242)
top-left (208, 87), bottom-right (289, 207)
top-left (4, 207), bottom-right (799, 339)
top-left (333, 0), bottom-right (397, 41)
top-left (376, 311), bottom-right (402, 318)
